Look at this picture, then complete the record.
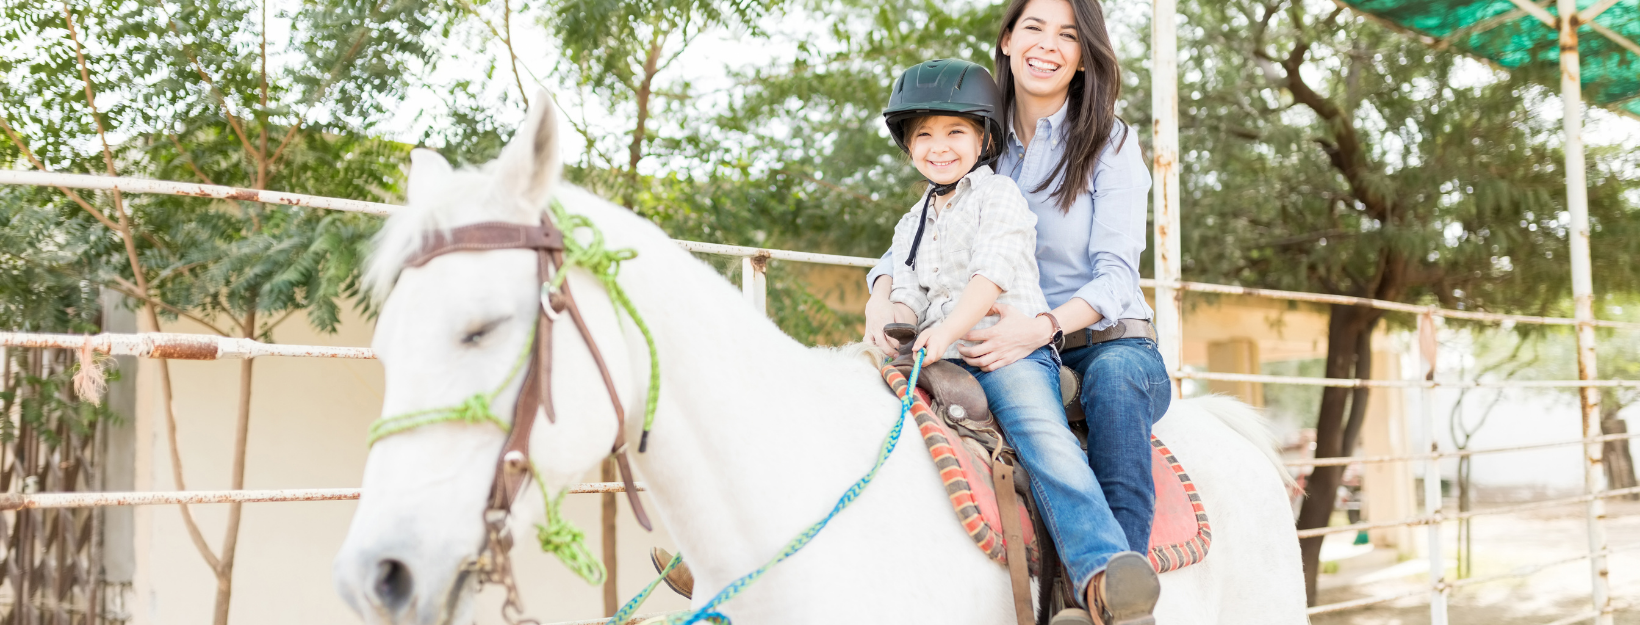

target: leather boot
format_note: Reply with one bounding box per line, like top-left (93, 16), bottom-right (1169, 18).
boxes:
top-left (1087, 552), bottom-right (1160, 625)
top-left (650, 547), bottom-right (694, 599)
top-left (1049, 552), bottom-right (1159, 625)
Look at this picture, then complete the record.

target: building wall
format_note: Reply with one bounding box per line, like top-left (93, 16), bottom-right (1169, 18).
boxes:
top-left (124, 306), bottom-right (688, 625)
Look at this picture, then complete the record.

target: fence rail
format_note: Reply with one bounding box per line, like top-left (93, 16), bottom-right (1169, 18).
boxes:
top-left (0, 482), bottom-right (643, 510)
top-left (1286, 432), bottom-right (1640, 468)
top-left (4, 172), bottom-right (1635, 622)
top-left (1294, 486), bottom-right (1640, 539)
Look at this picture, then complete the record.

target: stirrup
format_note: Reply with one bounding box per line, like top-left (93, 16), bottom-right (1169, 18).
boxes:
top-left (650, 547), bottom-right (694, 599)
top-left (1049, 608), bottom-right (1095, 625)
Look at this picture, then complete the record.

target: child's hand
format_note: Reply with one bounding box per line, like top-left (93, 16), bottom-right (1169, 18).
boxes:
top-left (911, 325), bottom-right (957, 363)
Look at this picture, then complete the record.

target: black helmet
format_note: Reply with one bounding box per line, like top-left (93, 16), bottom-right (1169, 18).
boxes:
top-left (883, 59), bottom-right (1005, 164)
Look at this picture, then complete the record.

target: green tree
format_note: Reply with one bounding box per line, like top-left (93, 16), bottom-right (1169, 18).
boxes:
top-left (0, 0), bottom-right (448, 621)
top-left (1170, 0), bottom-right (1640, 601)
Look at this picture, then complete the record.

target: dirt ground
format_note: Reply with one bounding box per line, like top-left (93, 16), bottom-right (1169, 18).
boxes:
top-left (1310, 500), bottom-right (1640, 624)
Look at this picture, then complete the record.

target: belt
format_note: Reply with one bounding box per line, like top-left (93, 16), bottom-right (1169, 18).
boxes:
top-left (1061, 318), bottom-right (1156, 351)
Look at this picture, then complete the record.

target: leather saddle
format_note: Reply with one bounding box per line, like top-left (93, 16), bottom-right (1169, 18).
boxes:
top-left (883, 323), bottom-right (996, 433)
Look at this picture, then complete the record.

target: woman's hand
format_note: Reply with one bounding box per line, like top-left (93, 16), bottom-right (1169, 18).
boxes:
top-left (864, 276), bottom-right (918, 350)
top-left (958, 303), bottom-right (1053, 371)
top-left (911, 324), bottom-right (958, 364)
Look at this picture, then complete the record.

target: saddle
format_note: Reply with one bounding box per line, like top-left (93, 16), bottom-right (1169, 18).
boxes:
top-left (880, 324), bottom-right (1211, 625)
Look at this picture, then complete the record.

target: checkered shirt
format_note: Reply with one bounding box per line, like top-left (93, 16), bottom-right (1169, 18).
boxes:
top-left (890, 166), bottom-right (1050, 360)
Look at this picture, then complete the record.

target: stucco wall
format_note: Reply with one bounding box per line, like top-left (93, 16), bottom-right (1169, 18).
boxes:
top-left (124, 306), bottom-right (688, 624)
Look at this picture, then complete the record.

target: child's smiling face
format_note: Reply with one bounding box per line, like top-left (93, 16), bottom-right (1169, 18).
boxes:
top-left (908, 115), bottom-right (983, 186)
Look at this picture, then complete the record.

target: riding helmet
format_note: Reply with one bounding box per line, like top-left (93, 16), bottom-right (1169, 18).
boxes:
top-left (882, 59), bottom-right (1006, 164)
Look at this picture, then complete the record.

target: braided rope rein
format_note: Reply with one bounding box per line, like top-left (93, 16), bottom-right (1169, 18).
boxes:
top-left (607, 349), bottom-right (928, 625)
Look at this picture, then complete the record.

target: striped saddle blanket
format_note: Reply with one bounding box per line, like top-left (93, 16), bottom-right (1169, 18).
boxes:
top-left (882, 364), bottom-right (1210, 574)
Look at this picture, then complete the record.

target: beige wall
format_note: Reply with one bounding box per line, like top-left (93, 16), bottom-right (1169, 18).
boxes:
top-left (117, 278), bottom-right (1415, 622)
top-left (125, 307), bottom-right (687, 625)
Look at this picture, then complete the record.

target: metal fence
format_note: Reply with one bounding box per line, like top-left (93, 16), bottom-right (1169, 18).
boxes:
top-left (1, 167), bottom-right (1634, 624)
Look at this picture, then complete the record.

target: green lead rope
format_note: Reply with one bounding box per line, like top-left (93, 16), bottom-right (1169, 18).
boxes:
top-left (607, 350), bottom-right (928, 625)
top-left (548, 199), bottom-right (662, 452)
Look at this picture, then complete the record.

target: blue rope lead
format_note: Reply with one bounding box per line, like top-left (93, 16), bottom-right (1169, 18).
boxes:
top-left (607, 349), bottom-right (927, 625)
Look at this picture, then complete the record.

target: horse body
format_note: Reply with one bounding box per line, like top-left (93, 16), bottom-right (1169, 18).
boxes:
top-left (333, 94), bottom-right (1308, 625)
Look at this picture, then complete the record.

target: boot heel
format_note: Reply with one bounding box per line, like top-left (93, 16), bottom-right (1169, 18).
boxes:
top-left (1097, 553), bottom-right (1160, 625)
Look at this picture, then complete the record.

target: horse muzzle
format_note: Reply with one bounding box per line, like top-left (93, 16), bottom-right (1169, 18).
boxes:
top-left (334, 534), bottom-right (483, 625)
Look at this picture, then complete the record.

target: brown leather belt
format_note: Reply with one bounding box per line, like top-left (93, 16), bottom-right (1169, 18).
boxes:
top-left (1061, 318), bottom-right (1156, 351)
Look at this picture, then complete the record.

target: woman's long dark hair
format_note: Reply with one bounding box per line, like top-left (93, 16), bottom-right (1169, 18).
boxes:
top-left (993, 0), bottom-right (1127, 212)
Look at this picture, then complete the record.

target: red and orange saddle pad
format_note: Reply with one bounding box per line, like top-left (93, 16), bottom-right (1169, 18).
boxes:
top-left (882, 364), bottom-right (1210, 575)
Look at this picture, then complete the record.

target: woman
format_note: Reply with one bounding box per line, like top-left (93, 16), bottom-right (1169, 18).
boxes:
top-left (863, 1), bottom-right (1171, 623)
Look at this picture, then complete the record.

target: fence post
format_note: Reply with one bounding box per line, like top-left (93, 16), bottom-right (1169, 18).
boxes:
top-left (1556, 3), bottom-right (1614, 623)
top-left (1151, 0), bottom-right (1184, 399)
top-left (741, 255), bottom-right (768, 315)
top-left (1418, 312), bottom-right (1448, 625)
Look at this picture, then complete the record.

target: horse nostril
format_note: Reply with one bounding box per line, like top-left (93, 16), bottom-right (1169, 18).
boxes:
top-left (374, 559), bottom-right (414, 611)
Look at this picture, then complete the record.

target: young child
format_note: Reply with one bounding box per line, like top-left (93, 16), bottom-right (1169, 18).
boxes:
top-left (881, 59), bottom-right (1049, 361)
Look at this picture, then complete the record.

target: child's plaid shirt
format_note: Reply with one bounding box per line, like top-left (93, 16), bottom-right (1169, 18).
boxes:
top-left (890, 165), bottom-right (1050, 360)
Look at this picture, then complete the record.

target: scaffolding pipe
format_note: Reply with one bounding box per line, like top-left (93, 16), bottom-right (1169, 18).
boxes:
top-left (1151, 0), bottom-right (1184, 398)
top-left (1558, 2), bottom-right (1614, 622)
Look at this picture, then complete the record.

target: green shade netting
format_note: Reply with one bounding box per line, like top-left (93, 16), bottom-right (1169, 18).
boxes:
top-left (1340, 0), bottom-right (1640, 117)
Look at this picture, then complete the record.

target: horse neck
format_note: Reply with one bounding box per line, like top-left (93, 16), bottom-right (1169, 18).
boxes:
top-left (611, 227), bottom-right (898, 580)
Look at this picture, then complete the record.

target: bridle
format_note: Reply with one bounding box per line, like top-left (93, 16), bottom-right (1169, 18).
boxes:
top-left (396, 215), bottom-right (652, 622)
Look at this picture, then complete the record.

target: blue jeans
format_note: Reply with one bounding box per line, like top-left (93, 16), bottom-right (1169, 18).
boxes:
top-left (956, 347), bottom-right (1130, 604)
top-left (1059, 337), bottom-right (1173, 553)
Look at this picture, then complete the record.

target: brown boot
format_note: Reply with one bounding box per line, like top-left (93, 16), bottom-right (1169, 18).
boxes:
top-left (1085, 552), bottom-right (1160, 625)
top-left (650, 547), bottom-right (694, 599)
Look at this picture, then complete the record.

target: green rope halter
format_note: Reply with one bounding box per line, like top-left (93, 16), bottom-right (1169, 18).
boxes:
top-left (548, 199), bottom-right (661, 452)
top-left (366, 331), bottom-right (605, 584)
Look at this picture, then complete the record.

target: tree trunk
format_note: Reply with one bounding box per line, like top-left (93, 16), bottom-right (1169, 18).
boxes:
top-left (1296, 304), bottom-right (1380, 605)
top-left (601, 456), bottom-right (619, 616)
top-left (1601, 394), bottom-right (1636, 499)
top-left (624, 38), bottom-right (664, 210)
top-left (213, 307), bottom-right (257, 625)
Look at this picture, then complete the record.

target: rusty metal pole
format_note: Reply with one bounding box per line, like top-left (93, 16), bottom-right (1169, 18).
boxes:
top-left (1151, 0), bottom-right (1183, 399)
top-left (1418, 313), bottom-right (1448, 624)
top-left (1556, 3), bottom-right (1614, 623)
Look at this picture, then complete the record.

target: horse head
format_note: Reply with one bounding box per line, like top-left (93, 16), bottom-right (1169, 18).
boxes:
top-left (332, 91), bottom-right (643, 625)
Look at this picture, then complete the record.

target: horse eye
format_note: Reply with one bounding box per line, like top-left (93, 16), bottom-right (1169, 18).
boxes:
top-left (460, 317), bottom-right (511, 346)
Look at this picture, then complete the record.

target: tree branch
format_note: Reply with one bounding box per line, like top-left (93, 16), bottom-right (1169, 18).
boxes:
top-left (105, 279), bottom-right (235, 337)
top-left (267, 0), bottom-right (388, 170)
top-left (0, 112), bottom-right (121, 231)
top-left (157, 2), bottom-right (263, 174)
top-left (167, 132), bottom-right (218, 185)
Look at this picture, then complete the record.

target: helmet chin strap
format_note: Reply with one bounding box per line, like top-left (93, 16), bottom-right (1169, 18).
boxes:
top-left (905, 124), bottom-right (996, 269)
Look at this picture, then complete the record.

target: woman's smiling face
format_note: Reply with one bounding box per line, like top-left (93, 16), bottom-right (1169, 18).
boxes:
top-left (908, 115), bottom-right (982, 186)
top-left (1001, 0), bottom-right (1081, 103)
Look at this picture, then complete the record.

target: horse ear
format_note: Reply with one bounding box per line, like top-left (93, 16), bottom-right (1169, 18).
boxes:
top-left (408, 148), bottom-right (453, 204)
top-left (499, 90), bottom-right (563, 212)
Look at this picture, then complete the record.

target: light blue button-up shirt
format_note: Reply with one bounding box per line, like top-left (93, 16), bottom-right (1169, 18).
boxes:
top-left (868, 102), bottom-right (1153, 332)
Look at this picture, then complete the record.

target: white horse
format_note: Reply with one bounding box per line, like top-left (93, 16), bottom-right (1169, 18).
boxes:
top-left (332, 92), bottom-right (1310, 625)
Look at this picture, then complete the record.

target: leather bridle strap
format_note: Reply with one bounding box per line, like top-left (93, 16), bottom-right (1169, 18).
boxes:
top-left (406, 221), bottom-right (652, 531)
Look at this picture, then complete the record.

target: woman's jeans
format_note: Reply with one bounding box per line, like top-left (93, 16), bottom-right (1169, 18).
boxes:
top-left (956, 339), bottom-right (1171, 604)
